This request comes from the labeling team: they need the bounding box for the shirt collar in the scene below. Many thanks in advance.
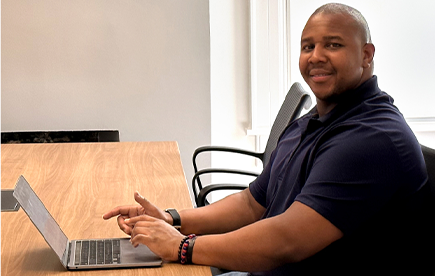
[312,75,382,125]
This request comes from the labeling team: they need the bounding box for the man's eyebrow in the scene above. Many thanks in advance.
[323,36,344,41]
[300,35,344,45]
[300,37,312,44]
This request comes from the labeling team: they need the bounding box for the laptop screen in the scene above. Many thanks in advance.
[13,176,69,263]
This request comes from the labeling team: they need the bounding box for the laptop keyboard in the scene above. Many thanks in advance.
[74,239,121,265]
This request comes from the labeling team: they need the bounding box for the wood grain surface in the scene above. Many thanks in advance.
[1,142,211,276]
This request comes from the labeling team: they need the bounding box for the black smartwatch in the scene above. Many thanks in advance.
[165,208,181,229]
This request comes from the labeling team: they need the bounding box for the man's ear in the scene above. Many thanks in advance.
[362,43,375,68]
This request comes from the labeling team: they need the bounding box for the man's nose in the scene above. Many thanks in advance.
[308,46,327,64]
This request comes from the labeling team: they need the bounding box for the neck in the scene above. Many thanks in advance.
[315,101,338,117]
[315,75,374,117]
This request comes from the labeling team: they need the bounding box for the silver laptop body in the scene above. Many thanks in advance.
[13,175,162,270]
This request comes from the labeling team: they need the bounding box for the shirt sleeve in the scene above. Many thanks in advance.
[295,123,427,235]
[249,150,275,208]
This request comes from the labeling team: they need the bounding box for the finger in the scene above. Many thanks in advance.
[102,206,136,220]
[125,214,156,225]
[102,208,121,220]
[130,234,148,248]
[118,215,133,235]
[130,220,152,240]
[134,191,152,208]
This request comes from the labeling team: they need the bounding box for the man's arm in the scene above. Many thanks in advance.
[191,200,343,272]
[179,188,265,235]
[103,188,265,237]
[115,188,342,271]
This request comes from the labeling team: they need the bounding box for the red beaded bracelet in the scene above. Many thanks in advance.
[178,234,196,264]
[187,235,197,263]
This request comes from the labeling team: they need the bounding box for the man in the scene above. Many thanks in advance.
[103,3,434,275]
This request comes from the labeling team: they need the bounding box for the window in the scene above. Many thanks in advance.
[248,0,289,152]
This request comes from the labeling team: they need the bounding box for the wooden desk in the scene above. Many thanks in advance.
[1,142,211,276]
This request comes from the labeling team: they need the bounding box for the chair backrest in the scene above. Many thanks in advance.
[262,82,312,167]
[421,144,435,200]
[420,145,435,275]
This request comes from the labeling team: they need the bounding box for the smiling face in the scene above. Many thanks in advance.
[299,13,375,115]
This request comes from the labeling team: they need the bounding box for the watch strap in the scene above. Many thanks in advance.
[165,208,181,228]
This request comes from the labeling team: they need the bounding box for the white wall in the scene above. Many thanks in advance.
[1,0,211,201]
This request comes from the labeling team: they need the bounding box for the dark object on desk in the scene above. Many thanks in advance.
[1,190,20,212]
[1,130,119,144]
[192,82,312,207]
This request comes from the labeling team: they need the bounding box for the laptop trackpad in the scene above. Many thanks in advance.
[119,238,162,265]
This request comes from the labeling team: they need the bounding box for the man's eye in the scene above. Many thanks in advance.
[327,43,342,48]
[301,45,314,51]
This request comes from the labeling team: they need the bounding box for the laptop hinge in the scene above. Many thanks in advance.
[62,241,71,268]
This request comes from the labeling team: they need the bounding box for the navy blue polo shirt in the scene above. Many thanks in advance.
[249,76,432,275]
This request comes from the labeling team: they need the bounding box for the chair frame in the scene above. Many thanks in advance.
[192,82,312,207]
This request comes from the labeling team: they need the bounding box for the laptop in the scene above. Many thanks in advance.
[12,175,162,270]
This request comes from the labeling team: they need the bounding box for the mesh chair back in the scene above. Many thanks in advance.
[262,82,312,167]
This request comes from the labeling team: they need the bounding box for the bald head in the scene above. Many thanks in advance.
[311,3,372,44]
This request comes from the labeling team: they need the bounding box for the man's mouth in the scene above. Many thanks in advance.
[309,70,332,82]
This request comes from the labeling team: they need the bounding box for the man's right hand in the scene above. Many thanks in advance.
[102,191,172,235]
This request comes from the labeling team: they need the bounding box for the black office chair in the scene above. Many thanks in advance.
[422,144,435,198]
[192,82,312,207]
[420,144,435,276]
